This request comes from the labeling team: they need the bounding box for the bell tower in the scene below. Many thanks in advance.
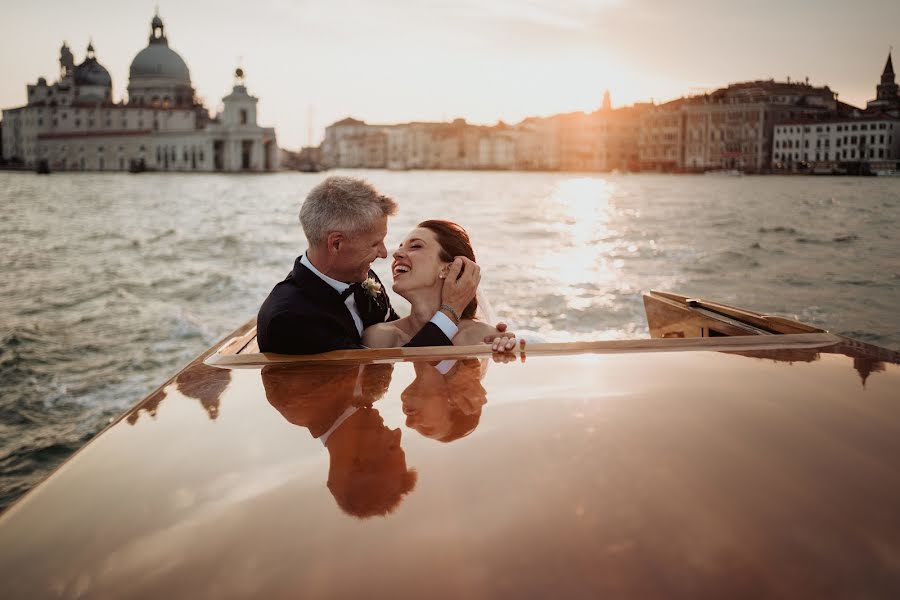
[222,67,258,127]
[59,42,75,79]
[876,51,898,102]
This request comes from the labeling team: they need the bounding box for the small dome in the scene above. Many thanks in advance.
[129,44,191,83]
[151,14,163,29]
[74,57,112,87]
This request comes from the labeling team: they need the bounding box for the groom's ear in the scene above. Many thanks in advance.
[326,231,344,253]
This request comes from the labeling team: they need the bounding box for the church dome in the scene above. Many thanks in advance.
[74,43,112,87]
[128,13,191,85]
[129,44,191,83]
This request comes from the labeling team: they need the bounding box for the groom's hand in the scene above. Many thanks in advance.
[441,257,480,318]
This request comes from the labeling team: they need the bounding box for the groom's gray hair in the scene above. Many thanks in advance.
[300,176,398,246]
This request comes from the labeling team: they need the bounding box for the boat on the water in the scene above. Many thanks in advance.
[1,292,898,598]
[128,158,151,173]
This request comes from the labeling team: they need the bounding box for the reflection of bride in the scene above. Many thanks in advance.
[402,359,488,442]
[362,220,505,347]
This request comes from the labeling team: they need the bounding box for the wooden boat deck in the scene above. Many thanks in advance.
[3,293,900,598]
[205,291,839,368]
[207,321,845,369]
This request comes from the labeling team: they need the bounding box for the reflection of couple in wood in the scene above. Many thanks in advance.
[262,359,488,518]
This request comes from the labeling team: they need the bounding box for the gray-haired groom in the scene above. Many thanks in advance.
[257,176,515,355]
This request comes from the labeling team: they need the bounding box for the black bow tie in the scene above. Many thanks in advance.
[340,282,364,301]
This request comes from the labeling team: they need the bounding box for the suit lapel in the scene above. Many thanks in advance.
[358,270,391,327]
[291,260,360,337]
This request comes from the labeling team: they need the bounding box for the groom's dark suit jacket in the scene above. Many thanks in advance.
[257,256,452,355]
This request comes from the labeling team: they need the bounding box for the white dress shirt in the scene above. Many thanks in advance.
[300,253,364,335]
[300,252,458,341]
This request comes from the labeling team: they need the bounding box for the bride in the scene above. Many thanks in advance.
[363,220,511,348]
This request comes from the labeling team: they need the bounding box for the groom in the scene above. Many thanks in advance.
[257,176,511,355]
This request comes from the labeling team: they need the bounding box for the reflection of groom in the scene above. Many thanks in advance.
[262,363,416,517]
[257,176,483,355]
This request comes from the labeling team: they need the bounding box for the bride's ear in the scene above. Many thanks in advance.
[439,265,450,279]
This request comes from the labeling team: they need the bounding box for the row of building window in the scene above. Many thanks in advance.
[15,109,191,131]
[776,134,892,149]
[42,144,148,155]
[778,123,894,134]
[155,145,206,164]
[30,107,188,118]
[775,147,889,161]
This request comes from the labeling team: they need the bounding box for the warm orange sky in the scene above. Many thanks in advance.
[2,0,898,149]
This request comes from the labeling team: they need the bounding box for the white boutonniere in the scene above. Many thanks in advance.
[361,277,382,299]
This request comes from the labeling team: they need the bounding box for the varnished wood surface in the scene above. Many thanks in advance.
[207,330,843,368]
[645,290,825,337]
[3,325,899,599]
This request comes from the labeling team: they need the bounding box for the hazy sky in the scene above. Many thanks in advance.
[2,0,898,149]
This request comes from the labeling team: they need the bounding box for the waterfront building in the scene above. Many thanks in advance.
[772,53,900,173]
[322,95,645,173]
[386,126,410,170]
[513,118,560,170]
[772,117,900,172]
[477,124,517,169]
[531,99,647,172]
[323,118,525,170]
[638,99,686,171]
[598,103,648,172]
[554,111,602,171]
[1,13,278,172]
[321,118,377,169]
[639,80,840,173]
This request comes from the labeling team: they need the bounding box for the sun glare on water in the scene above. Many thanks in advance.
[537,177,622,304]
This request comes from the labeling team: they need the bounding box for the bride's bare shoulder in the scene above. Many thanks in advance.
[362,322,403,348]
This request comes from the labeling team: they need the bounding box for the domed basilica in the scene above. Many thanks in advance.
[1,12,279,172]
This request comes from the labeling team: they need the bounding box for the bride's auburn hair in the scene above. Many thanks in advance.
[418,220,478,320]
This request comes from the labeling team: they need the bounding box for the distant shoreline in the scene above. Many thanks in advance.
[0,165,891,177]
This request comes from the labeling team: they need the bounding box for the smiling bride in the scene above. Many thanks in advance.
[362,220,509,348]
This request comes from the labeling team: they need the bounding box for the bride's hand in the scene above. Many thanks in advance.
[484,324,524,353]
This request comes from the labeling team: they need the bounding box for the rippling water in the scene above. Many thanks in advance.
[1,170,898,510]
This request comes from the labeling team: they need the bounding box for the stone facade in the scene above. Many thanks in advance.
[773,53,900,173]
[316,58,900,175]
[772,118,900,172]
[322,96,647,172]
[639,81,839,173]
[323,118,523,170]
[1,13,278,172]
[638,100,685,171]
